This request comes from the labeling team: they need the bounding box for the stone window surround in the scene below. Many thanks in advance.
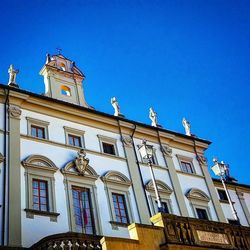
[21,155,59,222]
[186,188,212,220]
[97,135,119,156]
[140,147,159,166]
[26,117,50,140]
[101,171,134,229]
[145,179,173,215]
[176,154,196,174]
[64,126,85,148]
[61,161,102,235]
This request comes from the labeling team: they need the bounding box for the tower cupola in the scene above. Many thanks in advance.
[39,53,89,107]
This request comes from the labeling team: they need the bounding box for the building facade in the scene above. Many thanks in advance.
[0,54,249,248]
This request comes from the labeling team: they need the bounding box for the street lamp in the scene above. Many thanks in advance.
[211,158,239,223]
[138,140,163,212]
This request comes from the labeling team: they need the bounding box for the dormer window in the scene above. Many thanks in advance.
[61,85,71,96]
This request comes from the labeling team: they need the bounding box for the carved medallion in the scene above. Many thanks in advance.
[161,145,172,157]
[8,105,22,118]
[74,149,89,175]
[122,136,133,147]
[196,155,207,166]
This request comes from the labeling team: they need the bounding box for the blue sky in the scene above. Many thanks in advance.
[0,0,249,183]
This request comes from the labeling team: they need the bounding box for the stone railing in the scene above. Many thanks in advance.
[30,232,102,249]
[151,213,250,250]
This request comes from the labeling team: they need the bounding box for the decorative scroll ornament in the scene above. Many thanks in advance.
[196,154,207,166]
[74,149,89,175]
[161,145,172,157]
[8,105,22,118]
[122,135,133,147]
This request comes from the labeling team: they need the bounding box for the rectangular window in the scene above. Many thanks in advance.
[72,187,94,234]
[155,200,169,213]
[102,142,116,155]
[68,134,82,147]
[112,193,129,223]
[181,161,194,174]
[32,179,48,212]
[218,189,228,201]
[31,125,45,139]
[196,208,209,220]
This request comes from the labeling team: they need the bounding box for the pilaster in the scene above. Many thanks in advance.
[8,104,22,246]
[161,145,189,217]
[121,135,151,224]
[236,189,250,226]
[197,155,227,223]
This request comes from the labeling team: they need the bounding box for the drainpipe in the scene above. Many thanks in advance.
[2,89,9,245]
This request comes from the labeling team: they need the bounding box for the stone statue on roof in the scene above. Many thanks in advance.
[111,97,121,116]
[182,118,191,136]
[8,64,19,87]
[149,107,158,127]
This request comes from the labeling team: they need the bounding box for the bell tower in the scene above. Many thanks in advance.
[39,53,89,107]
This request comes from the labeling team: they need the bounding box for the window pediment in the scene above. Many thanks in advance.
[22,155,58,172]
[146,180,173,195]
[186,188,210,202]
[101,171,131,187]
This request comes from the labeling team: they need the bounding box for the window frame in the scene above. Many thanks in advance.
[141,148,158,165]
[64,126,85,148]
[217,189,229,202]
[26,117,49,140]
[22,155,59,221]
[145,180,173,215]
[112,192,129,224]
[97,135,118,156]
[101,171,133,229]
[176,155,196,174]
[186,188,212,220]
[61,160,101,235]
[195,207,209,220]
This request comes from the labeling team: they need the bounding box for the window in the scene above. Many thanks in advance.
[32,179,48,211]
[228,219,240,225]
[176,154,196,174]
[141,150,158,165]
[186,188,211,220]
[101,171,133,229]
[180,161,194,174]
[31,125,45,139]
[27,117,49,140]
[61,85,71,96]
[217,189,228,202]
[64,126,85,148]
[146,180,173,215]
[112,193,129,223]
[22,155,59,221]
[62,159,101,234]
[68,134,82,147]
[196,208,209,220]
[103,142,116,155]
[155,200,169,213]
[72,186,95,234]
[98,135,118,156]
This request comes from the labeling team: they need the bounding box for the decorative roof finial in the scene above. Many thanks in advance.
[111,97,124,117]
[182,117,191,136]
[56,47,62,55]
[8,64,19,88]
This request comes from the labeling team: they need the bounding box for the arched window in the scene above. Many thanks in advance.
[61,85,71,96]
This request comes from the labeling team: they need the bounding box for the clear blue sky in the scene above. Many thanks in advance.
[0,0,249,183]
